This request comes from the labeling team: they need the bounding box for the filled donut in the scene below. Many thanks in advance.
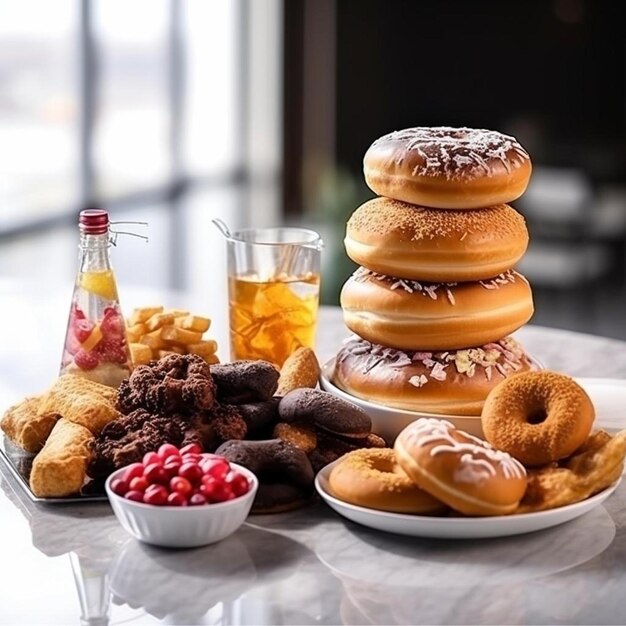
[345,198,529,282]
[481,371,595,466]
[363,126,532,209]
[340,268,533,351]
[394,418,527,516]
[328,448,445,514]
[332,336,539,416]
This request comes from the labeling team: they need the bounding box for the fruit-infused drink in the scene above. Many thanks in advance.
[229,272,320,367]
[60,210,131,387]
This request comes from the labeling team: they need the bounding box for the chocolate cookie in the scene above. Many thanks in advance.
[216,438,314,488]
[278,388,372,438]
[211,361,279,404]
[252,482,311,514]
[237,399,280,435]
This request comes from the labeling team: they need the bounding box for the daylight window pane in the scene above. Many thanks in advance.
[182,0,240,176]
[92,0,170,198]
[0,0,78,228]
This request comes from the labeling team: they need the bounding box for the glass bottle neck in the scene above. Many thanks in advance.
[78,233,112,273]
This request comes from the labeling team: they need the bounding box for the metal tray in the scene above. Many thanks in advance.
[0,436,107,504]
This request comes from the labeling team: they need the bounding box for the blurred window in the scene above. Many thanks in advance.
[0,0,78,229]
[0,0,281,291]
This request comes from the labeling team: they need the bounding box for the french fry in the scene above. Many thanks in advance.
[139,329,167,351]
[126,323,146,343]
[145,312,177,332]
[129,306,163,326]
[174,315,211,333]
[129,343,153,365]
[160,326,203,345]
[187,340,218,359]
[126,305,219,365]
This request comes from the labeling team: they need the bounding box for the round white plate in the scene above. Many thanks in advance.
[320,360,626,442]
[319,359,484,440]
[315,459,621,539]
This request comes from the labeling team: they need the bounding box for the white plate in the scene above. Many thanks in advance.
[319,359,484,440]
[320,360,626,442]
[315,459,621,539]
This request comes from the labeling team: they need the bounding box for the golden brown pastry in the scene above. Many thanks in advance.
[29,419,94,497]
[276,347,321,396]
[37,375,119,435]
[1,396,59,453]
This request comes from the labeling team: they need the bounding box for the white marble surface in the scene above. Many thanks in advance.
[1,286,626,625]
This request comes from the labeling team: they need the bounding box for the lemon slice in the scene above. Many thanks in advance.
[79,270,118,301]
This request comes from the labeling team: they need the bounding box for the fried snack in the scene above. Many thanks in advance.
[38,375,119,435]
[129,343,153,366]
[275,347,321,396]
[30,419,93,497]
[117,353,216,414]
[1,396,59,453]
[128,306,164,326]
[516,430,626,514]
[126,306,219,365]
[273,422,318,454]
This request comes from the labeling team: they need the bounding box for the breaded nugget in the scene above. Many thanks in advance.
[276,347,320,396]
[38,375,119,435]
[517,430,626,513]
[30,419,93,497]
[1,396,59,453]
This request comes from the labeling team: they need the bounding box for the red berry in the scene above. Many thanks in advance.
[201,453,221,461]
[143,484,168,506]
[158,443,180,461]
[189,493,207,506]
[110,478,129,496]
[74,349,99,370]
[170,476,193,495]
[74,318,95,343]
[123,462,145,483]
[226,471,250,497]
[179,443,202,456]
[167,492,187,506]
[208,481,234,503]
[129,476,149,492]
[181,453,202,464]
[163,459,182,478]
[144,463,168,485]
[179,462,203,485]
[142,451,161,467]
[203,459,230,481]
[71,303,86,321]
[124,490,145,503]
[100,310,124,339]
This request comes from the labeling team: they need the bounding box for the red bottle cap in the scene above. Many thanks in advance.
[79,209,109,235]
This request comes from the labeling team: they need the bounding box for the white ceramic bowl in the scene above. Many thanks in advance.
[105,463,258,548]
[319,364,482,442]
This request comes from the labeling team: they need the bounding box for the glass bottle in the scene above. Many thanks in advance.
[60,209,131,388]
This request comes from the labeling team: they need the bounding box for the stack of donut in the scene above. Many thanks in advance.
[332,127,540,416]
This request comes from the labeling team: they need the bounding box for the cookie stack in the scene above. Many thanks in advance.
[332,127,538,417]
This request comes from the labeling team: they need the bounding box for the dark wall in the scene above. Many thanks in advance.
[335,0,625,181]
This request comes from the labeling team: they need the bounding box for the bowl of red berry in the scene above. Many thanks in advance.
[105,443,258,548]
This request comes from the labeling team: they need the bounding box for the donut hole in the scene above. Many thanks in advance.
[528,408,547,425]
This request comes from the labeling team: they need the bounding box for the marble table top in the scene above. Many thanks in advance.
[1,292,626,625]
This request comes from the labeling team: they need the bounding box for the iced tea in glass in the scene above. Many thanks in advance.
[216,223,323,367]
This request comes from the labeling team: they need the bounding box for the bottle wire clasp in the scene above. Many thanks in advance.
[109,221,149,246]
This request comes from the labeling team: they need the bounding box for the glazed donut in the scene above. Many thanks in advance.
[332,336,539,416]
[278,388,372,438]
[328,448,446,514]
[341,268,533,351]
[394,418,527,516]
[345,198,529,282]
[481,371,595,466]
[363,126,532,209]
